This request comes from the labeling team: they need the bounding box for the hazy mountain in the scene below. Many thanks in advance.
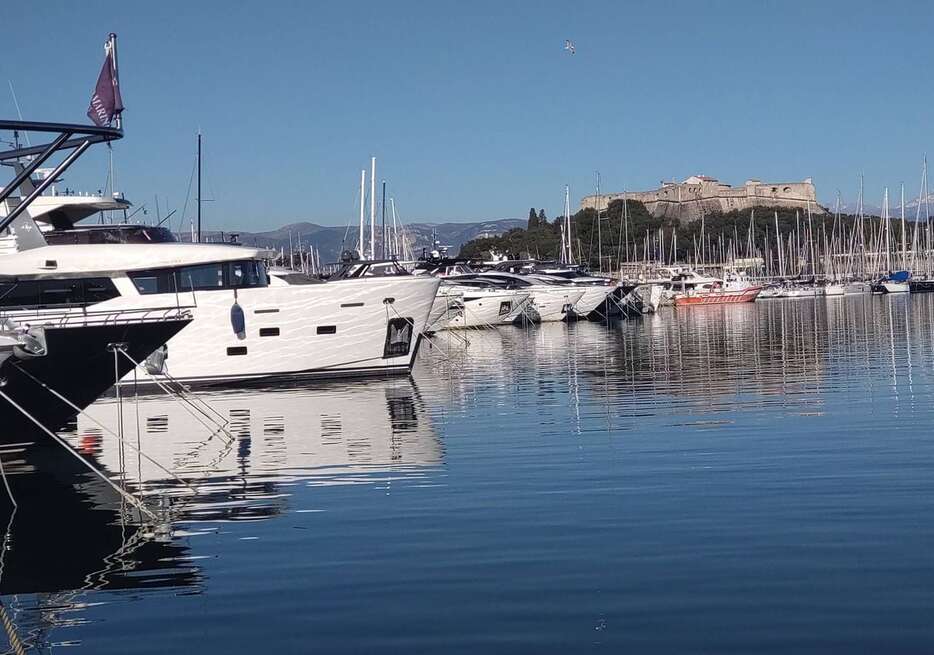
[193,218,525,261]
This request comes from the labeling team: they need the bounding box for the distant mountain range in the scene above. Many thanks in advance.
[192,218,525,261]
[829,194,934,219]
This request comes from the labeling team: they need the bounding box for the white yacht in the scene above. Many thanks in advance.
[521,272,613,318]
[475,271,584,322]
[0,120,440,386]
[0,242,439,385]
[442,279,531,328]
[413,258,532,328]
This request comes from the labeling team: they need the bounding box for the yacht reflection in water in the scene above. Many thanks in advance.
[419,294,934,424]
[0,377,439,651]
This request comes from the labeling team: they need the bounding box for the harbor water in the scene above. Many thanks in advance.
[1,294,933,653]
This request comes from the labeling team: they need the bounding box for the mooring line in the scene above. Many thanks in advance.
[11,363,198,494]
[0,389,157,521]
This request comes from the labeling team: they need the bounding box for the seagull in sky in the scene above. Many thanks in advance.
[564,39,575,55]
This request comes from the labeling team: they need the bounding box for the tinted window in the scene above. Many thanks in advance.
[0,277,119,308]
[177,263,225,291]
[130,260,268,295]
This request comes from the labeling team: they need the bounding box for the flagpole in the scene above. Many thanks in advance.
[108,33,121,131]
[108,32,120,218]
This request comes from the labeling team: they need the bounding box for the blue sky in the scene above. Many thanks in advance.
[4,1,934,230]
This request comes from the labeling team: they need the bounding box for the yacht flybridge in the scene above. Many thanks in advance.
[0,119,193,433]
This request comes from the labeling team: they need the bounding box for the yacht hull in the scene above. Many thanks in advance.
[569,286,613,319]
[146,277,440,385]
[7,277,440,386]
[448,291,530,329]
[0,318,191,435]
[524,288,584,323]
[909,280,934,293]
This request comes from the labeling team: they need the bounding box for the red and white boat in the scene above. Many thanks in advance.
[672,271,762,306]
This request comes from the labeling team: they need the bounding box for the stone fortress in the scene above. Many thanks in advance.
[580,175,824,223]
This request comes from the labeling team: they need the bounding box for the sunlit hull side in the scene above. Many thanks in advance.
[524,288,584,323]
[673,287,762,306]
[571,286,613,318]
[448,290,530,329]
[881,282,910,294]
[822,284,846,296]
[426,286,464,332]
[8,277,441,386]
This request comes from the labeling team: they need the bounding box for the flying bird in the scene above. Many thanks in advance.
[564,39,575,55]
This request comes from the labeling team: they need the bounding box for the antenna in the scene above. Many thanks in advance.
[7,81,30,148]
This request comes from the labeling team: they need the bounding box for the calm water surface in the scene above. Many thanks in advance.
[1,294,933,653]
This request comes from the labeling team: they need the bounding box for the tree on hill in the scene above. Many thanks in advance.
[527,208,538,230]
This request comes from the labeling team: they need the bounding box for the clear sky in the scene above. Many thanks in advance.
[5,1,934,230]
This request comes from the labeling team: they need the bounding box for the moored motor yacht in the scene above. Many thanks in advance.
[475,271,583,322]
[443,280,530,328]
[0,120,441,386]
[521,272,614,319]
[413,257,533,328]
[0,244,440,385]
[489,261,617,319]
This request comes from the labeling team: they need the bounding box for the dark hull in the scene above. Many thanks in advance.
[910,280,934,293]
[592,286,644,320]
[0,442,198,595]
[0,319,190,437]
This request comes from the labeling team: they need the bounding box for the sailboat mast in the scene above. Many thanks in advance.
[564,185,572,264]
[390,197,399,258]
[196,131,202,243]
[358,169,366,258]
[901,182,907,270]
[381,180,387,259]
[369,157,376,259]
[595,172,602,273]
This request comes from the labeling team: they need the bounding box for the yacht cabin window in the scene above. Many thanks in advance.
[0,277,120,308]
[129,260,268,294]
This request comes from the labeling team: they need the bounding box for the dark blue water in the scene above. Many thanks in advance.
[1,294,933,653]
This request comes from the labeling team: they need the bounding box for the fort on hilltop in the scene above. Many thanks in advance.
[580,175,824,222]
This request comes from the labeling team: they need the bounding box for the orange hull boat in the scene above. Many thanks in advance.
[674,287,762,306]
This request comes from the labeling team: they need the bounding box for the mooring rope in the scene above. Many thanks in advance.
[114,348,232,442]
[0,389,157,521]
[10,363,198,494]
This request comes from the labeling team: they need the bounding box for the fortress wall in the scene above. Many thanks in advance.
[580,177,822,223]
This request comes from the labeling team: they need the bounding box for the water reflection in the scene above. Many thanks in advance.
[1,296,932,653]
[0,377,439,652]
[421,295,934,423]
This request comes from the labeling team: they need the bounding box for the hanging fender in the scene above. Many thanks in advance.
[231,289,246,339]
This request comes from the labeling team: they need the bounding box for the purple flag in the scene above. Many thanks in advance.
[87,45,124,127]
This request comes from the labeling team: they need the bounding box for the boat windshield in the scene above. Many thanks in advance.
[45,225,177,245]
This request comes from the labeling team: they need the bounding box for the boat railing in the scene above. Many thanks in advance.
[5,305,193,329]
